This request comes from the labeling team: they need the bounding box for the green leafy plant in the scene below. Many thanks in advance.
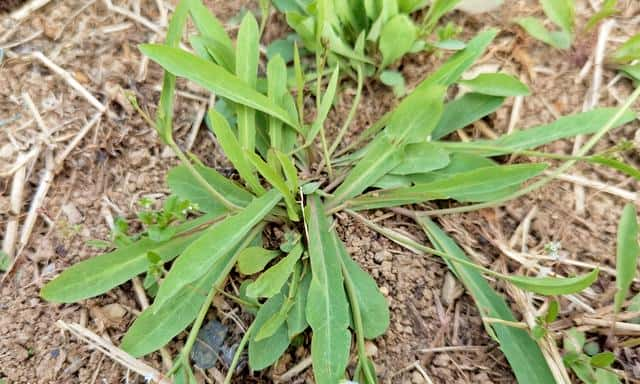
[41,1,640,383]
[563,328,621,384]
[516,0,575,49]
[610,33,640,83]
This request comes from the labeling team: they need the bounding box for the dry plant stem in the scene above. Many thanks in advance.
[9,0,51,20]
[2,159,27,258]
[550,172,637,202]
[575,317,640,335]
[31,51,107,112]
[56,321,173,384]
[572,20,615,215]
[274,356,312,382]
[420,85,640,217]
[103,0,163,34]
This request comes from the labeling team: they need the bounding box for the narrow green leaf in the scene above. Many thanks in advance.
[237,247,281,275]
[590,352,616,368]
[505,269,598,295]
[236,13,260,152]
[189,0,235,70]
[247,152,299,221]
[275,149,299,193]
[379,14,417,68]
[306,65,340,143]
[458,73,530,97]
[40,214,219,303]
[246,244,303,298]
[121,229,257,357]
[612,34,640,64]
[248,291,291,370]
[189,35,235,71]
[422,0,462,33]
[293,41,305,125]
[419,217,555,383]
[410,152,498,184]
[267,55,289,151]
[337,236,389,339]
[390,142,450,175]
[515,17,571,49]
[139,44,300,130]
[595,369,622,384]
[208,109,265,195]
[614,203,639,312]
[586,0,618,31]
[541,0,575,33]
[384,84,446,143]
[152,190,282,310]
[432,93,505,140]
[588,156,640,181]
[287,269,311,338]
[304,195,351,384]
[167,163,252,214]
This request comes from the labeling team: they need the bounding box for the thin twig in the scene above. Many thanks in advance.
[9,0,52,20]
[550,172,637,202]
[274,356,312,382]
[2,155,27,259]
[103,0,163,34]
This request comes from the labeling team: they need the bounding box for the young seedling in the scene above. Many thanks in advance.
[516,0,575,49]
[41,1,640,383]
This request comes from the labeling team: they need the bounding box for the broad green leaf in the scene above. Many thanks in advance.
[304,195,351,384]
[442,108,637,156]
[372,174,412,189]
[379,14,417,68]
[504,268,598,295]
[350,163,547,210]
[399,0,428,12]
[236,13,260,152]
[540,0,575,33]
[152,190,282,310]
[337,236,389,338]
[267,38,295,62]
[306,65,340,143]
[155,0,191,143]
[247,153,299,221]
[410,152,498,184]
[595,369,622,384]
[590,352,615,368]
[380,70,406,96]
[208,109,265,195]
[432,93,504,139]
[121,229,256,357]
[612,34,640,64]
[416,28,498,90]
[246,244,303,298]
[385,84,446,143]
[287,269,311,338]
[614,203,639,312]
[248,291,291,370]
[139,44,300,130]
[515,17,571,49]
[419,217,555,383]
[40,214,219,303]
[329,135,404,206]
[458,73,530,97]
[237,247,281,275]
[564,327,586,354]
[390,142,450,175]
[167,164,252,214]
[619,63,640,83]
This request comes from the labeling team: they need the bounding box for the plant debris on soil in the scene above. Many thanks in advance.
[1,0,640,383]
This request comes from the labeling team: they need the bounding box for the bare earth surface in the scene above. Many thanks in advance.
[1,0,640,383]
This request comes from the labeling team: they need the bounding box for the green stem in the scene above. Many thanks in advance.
[328,64,364,157]
[418,86,640,217]
[223,321,256,384]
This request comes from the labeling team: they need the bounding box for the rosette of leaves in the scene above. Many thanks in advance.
[41,1,639,383]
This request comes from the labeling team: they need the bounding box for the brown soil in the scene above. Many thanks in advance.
[1,0,640,383]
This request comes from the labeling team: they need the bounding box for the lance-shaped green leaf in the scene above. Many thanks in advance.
[515,17,571,50]
[441,108,637,156]
[167,163,253,214]
[246,243,303,298]
[337,235,389,339]
[139,44,300,131]
[304,195,351,384]
[349,163,547,210]
[152,190,282,310]
[384,84,446,143]
[287,269,311,338]
[379,14,417,68]
[121,229,258,357]
[541,0,575,33]
[276,149,299,193]
[458,73,530,97]
[432,93,505,140]
[612,34,640,64]
[40,213,220,303]
[504,269,599,295]
[267,55,289,151]
[189,35,235,71]
[419,217,556,383]
[422,0,462,33]
[207,109,265,195]
[410,152,498,184]
[236,13,260,152]
[254,299,295,341]
[189,0,235,70]
[249,291,291,370]
[247,153,299,221]
[237,247,281,275]
[306,65,340,143]
[614,203,639,312]
[390,142,450,175]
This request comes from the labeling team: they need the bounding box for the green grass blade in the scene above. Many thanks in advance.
[515,17,571,49]
[167,163,253,214]
[267,55,289,150]
[247,152,300,221]
[505,269,599,295]
[236,13,260,152]
[385,84,446,143]
[152,190,282,310]
[275,149,299,193]
[615,203,639,312]
[304,195,351,384]
[418,217,556,384]
[139,44,300,131]
[40,213,221,303]
[540,0,575,33]
[246,243,303,298]
[189,0,235,69]
[458,73,530,97]
[208,109,265,195]
[390,142,450,175]
[432,93,505,140]
[120,228,258,357]
[306,65,340,144]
